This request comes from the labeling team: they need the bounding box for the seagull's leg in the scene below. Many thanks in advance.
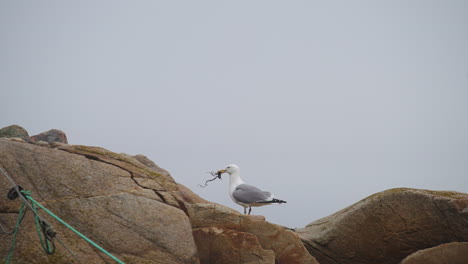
[248,206,252,215]
[243,207,246,214]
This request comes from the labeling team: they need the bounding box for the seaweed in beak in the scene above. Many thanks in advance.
[198,169,225,188]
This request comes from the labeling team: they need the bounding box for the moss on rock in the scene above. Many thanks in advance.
[0,124,29,139]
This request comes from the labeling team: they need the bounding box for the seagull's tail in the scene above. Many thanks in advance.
[271,198,287,204]
[260,198,287,204]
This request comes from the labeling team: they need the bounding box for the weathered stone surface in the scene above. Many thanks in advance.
[0,139,199,264]
[178,183,210,204]
[188,203,319,264]
[29,129,68,144]
[296,188,468,264]
[0,125,29,139]
[53,144,178,192]
[133,154,174,180]
[399,242,468,264]
[194,227,276,264]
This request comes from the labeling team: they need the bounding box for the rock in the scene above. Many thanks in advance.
[188,203,319,264]
[399,242,468,264]
[0,125,29,139]
[0,137,317,264]
[296,188,468,264]
[5,128,468,264]
[133,154,175,182]
[33,140,51,147]
[193,227,276,264]
[29,129,68,143]
[4,137,27,143]
[0,139,199,264]
[53,144,178,193]
[178,183,210,204]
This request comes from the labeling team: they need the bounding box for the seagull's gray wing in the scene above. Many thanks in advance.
[232,184,272,204]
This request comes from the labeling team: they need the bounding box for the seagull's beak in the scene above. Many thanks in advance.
[217,169,227,178]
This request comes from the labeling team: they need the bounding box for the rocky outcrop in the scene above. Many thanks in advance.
[296,188,468,264]
[29,129,68,144]
[193,226,276,264]
[188,203,318,264]
[3,125,467,264]
[0,124,29,139]
[0,139,198,264]
[399,242,468,264]
[0,125,68,144]
[0,125,317,264]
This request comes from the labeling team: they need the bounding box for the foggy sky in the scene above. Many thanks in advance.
[1,1,467,227]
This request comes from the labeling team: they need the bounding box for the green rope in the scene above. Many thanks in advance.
[5,190,54,264]
[28,191,55,255]
[5,202,27,263]
[22,191,126,264]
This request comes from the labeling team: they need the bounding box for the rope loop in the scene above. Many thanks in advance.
[29,197,56,255]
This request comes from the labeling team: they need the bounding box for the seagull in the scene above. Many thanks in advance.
[218,164,286,215]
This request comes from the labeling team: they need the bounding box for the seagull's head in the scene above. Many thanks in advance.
[218,164,240,175]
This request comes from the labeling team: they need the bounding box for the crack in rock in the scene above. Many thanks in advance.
[55,146,181,209]
[431,197,460,240]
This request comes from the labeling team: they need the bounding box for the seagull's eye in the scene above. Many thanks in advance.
[227,166,230,169]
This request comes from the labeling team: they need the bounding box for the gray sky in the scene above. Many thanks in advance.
[1,1,467,228]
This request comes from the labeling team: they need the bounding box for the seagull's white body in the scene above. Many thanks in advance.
[220,164,286,214]
[227,168,245,202]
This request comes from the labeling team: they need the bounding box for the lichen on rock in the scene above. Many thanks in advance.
[0,124,29,139]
